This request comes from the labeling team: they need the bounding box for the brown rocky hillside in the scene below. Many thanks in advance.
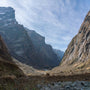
[0,35,24,78]
[49,11,90,76]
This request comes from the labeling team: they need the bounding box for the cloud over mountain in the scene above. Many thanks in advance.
[0,0,90,51]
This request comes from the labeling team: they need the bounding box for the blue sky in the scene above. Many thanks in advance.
[0,0,90,51]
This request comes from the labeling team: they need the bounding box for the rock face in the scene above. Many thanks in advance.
[0,35,24,77]
[50,11,90,75]
[61,11,90,66]
[0,35,12,61]
[0,7,59,69]
[53,49,64,62]
[26,29,59,69]
[0,7,17,27]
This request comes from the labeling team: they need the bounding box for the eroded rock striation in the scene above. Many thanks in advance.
[50,11,90,75]
[61,11,90,66]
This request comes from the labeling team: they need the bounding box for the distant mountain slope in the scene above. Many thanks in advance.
[26,29,64,63]
[0,7,59,69]
[13,58,46,76]
[26,29,59,69]
[26,28,64,63]
[50,11,90,76]
[0,35,24,77]
[53,49,64,62]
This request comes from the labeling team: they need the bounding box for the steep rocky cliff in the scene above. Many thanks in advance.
[0,7,59,69]
[61,11,90,66]
[0,7,36,68]
[50,11,90,75]
[26,29,59,69]
[0,35,24,77]
[0,7,17,27]
[0,35,12,61]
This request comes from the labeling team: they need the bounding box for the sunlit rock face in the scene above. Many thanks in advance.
[49,11,90,76]
[0,7,59,69]
[61,11,90,66]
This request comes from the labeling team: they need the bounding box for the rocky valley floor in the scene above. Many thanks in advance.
[0,73,90,90]
[40,81,90,90]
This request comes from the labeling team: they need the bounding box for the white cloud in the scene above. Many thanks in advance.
[0,0,89,51]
